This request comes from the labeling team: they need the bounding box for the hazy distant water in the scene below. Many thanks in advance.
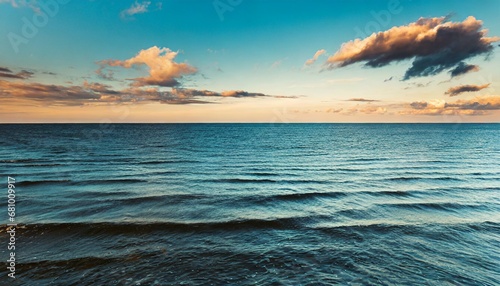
[0,124,499,285]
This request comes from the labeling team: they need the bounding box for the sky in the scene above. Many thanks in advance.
[0,0,499,123]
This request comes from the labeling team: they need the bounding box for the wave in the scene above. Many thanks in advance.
[137,159,199,165]
[13,218,303,235]
[114,194,208,205]
[377,202,488,212]
[386,176,463,182]
[18,178,147,187]
[245,172,281,177]
[18,179,72,186]
[203,178,328,184]
[207,178,278,183]
[312,221,500,234]
[0,159,47,163]
[9,220,498,237]
[267,191,346,201]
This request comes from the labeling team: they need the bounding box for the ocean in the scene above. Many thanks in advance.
[0,123,499,285]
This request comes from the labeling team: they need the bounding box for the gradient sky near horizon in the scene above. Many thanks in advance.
[0,0,499,122]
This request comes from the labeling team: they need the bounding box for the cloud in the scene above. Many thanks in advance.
[445,83,490,97]
[327,16,499,80]
[95,67,116,81]
[402,96,500,115]
[305,49,326,66]
[403,81,432,89]
[0,67,13,73]
[346,98,380,102]
[343,106,388,115]
[97,46,197,87]
[0,68,34,80]
[121,1,151,18]
[170,88,277,98]
[0,0,39,12]
[271,60,283,69]
[449,62,480,77]
[358,106,387,114]
[0,80,101,105]
[0,79,283,106]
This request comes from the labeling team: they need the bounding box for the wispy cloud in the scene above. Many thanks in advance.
[346,98,380,102]
[0,0,39,12]
[120,1,151,19]
[445,84,490,97]
[326,16,499,80]
[304,49,326,66]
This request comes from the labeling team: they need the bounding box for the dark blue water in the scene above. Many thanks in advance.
[0,124,499,285]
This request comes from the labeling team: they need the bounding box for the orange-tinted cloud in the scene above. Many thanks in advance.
[305,49,326,66]
[445,84,490,97]
[327,16,499,80]
[97,46,197,87]
[0,80,101,105]
[0,79,280,106]
[402,96,500,115]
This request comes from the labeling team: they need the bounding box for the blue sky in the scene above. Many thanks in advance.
[1,0,499,122]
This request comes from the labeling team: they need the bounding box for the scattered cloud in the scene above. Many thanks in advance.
[0,68,34,80]
[305,49,326,66]
[0,0,39,12]
[325,108,343,113]
[0,67,13,73]
[449,62,480,78]
[384,76,393,82]
[445,83,490,97]
[120,1,151,19]
[95,67,116,81]
[97,46,197,87]
[404,81,432,89]
[402,96,500,115]
[326,16,499,80]
[270,60,283,69]
[357,106,387,114]
[346,98,380,102]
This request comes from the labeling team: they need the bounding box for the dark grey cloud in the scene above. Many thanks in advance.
[445,84,490,97]
[346,98,380,102]
[0,67,13,73]
[449,62,480,77]
[410,102,428,109]
[0,69,34,79]
[327,16,499,80]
